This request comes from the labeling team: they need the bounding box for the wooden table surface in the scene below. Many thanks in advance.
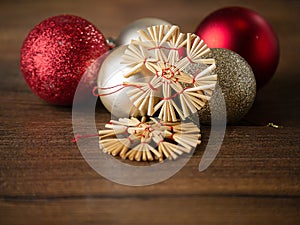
[1,0,299,224]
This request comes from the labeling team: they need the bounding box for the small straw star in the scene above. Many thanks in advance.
[98,116,201,162]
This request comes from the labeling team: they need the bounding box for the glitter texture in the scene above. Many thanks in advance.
[20,15,109,105]
[184,48,256,124]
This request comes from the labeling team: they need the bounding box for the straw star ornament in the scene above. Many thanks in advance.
[98,117,201,161]
[120,24,217,122]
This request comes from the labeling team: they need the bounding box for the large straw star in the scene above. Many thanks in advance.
[121,25,217,122]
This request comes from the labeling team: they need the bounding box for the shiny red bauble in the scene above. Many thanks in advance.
[20,15,109,105]
[195,7,280,88]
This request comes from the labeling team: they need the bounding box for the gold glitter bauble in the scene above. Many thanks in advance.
[184,48,256,124]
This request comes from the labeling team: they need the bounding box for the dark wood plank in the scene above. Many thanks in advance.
[1,91,299,197]
[1,197,300,225]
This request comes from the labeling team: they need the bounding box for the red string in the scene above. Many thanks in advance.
[192,77,196,84]
[99,87,128,96]
[161,87,187,100]
[72,133,100,143]
[161,67,175,80]
[148,46,163,51]
[127,137,134,144]
[147,46,180,52]
[157,139,164,145]
[186,56,193,63]
[92,85,128,97]
[170,133,175,140]
[92,83,147,97]
[148,82,158,91]
[143,57,148,64]
[97,84,124,90]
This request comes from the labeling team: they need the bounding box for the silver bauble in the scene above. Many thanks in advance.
[116,18,171,46]
[184,48,256,124]
[97,45,154,118]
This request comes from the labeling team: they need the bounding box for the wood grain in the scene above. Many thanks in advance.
[1,197,299,225]
[0,0,300,224]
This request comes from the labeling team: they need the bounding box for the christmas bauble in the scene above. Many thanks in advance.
[20,15,110,105]
[195,7,279,88]
[116,18,171,46]
[184,48,256,124]
[97,45,154,118]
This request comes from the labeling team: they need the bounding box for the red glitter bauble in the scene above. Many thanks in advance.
[195,7,280,89]
[20,15,110,105]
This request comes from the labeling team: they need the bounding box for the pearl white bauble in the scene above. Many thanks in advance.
[116,18,171,46]
[97,45,154,118]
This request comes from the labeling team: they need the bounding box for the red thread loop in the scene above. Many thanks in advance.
[148,46,163,51]
[161,67,175,80]
[157,139,164,145]
[186,56,194,63]
[92,82,149,97]
[127,137,134,144]
[147,46,179,52]
[143,57,148,64]
[92,84,127,97]
[161,87,187,100]
[192,77,196,84]
[148,82,158,91]
[170,133,175,140]
[125,127,129,133]
[72,133,100,143]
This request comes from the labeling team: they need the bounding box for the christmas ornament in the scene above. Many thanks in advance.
[195,6,279,88]
[97,25,217,122]
[99,116,201,161]
[116,18,171,46]
[97,45,154,118]
[20,15,110,105]
[184,48,256,124]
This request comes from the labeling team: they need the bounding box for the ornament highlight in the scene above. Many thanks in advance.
[195,6,279,88]
[116,18,171,46]
[184,48,256,124]
[20,15,110,105]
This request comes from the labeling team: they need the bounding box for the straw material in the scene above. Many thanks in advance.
[99,117,201,162]
[120,25,217,122]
